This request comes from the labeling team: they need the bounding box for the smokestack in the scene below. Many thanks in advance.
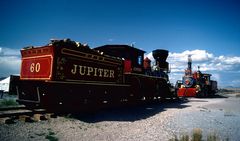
[152,49,169,71]
[184,55,192,76]
[187,55,192,75]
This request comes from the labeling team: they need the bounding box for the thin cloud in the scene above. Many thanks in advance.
[107,38,115,42]
[0,47,21,56]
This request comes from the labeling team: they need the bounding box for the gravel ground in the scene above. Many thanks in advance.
[0,93,240,141]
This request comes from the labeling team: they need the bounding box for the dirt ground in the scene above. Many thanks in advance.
[0,93,240,141]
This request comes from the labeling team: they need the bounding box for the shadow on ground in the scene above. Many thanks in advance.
[66,99,190,123]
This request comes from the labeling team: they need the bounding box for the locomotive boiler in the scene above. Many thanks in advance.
[15,39,175,110]
[176,55,218,97]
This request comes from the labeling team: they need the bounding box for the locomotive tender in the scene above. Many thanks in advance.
[16,39,175,110]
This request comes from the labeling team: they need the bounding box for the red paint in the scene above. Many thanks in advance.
[21,46,53,58]
[124,60,132,73]
[177,88,197,97]
[20,56,53,80]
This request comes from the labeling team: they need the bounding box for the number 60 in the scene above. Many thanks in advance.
[30,63,40,72]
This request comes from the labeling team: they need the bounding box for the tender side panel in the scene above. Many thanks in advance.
[44,81,130,107]
[53,48,123,83]
[20,46,54,80]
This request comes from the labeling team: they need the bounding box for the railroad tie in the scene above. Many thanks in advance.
[0,117,15,124]
[19,115,33,122]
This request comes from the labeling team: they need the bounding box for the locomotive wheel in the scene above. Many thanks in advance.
[128,76,142,102]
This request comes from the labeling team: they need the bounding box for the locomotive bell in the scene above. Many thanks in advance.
[152,49,169,70]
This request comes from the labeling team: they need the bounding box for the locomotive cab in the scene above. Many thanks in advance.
[94,45,145,74]
[202,74,211,85]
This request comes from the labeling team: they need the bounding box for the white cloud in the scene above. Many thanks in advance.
[145,49,240,87]
[0,47,21,77]
[211,73,220,83]
[145,52,154,63]
[0,47,3,55]
[215,56,240,65]
[168,50,214,63]
[0,47,20,56]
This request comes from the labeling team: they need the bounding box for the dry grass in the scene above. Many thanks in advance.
[169,128,229,141]
[192,128,202,141]
[207,132,218,141]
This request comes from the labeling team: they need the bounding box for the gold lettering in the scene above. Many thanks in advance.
[98,69,103,77]
[35,63,40,72]
[70,64,115,78]
[79,65,86,75]
[104,69,109,77]
[30,63,35,72]
[94,68,98,76]
[87,67,93,76]
[30,63,41,73]
[71,64,77,74]
[109,70,114,78]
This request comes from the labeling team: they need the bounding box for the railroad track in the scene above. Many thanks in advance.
[0,106,55,124]
[0,105,27,111]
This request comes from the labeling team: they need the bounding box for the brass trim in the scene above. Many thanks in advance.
[66,56,117,67]
[61,48,122,65]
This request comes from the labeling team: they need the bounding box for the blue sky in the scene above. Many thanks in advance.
[0,0,240,87]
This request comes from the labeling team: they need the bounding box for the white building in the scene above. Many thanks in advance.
[0,76,10,92]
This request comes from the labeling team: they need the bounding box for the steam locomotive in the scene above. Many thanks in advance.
[176,55,218,97]
[16,39,176,110]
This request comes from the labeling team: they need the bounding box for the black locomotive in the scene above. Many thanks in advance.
[177,55,218,97]
[15,39,176,110]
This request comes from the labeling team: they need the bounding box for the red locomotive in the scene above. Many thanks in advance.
[16,39,176,110]
[176,55,218,97]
